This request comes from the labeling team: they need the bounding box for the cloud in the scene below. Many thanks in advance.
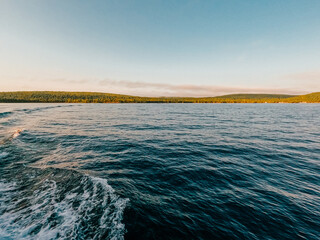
[1,76,312,96]
[99,79,303,97]
[284,71,320,81]
[282,71,320,90]
[51,79,89,84]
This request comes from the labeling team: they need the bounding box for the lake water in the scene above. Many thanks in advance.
[0,103,319,240]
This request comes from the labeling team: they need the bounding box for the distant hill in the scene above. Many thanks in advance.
[283,92,320,103]
[215,94,295,99]
[0,91,319,103]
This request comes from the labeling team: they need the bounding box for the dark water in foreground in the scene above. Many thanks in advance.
[0,103,319,240]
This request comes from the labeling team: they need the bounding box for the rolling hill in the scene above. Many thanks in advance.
[0,91,319,103]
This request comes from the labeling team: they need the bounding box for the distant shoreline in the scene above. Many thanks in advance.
[0,91,319,103]
[1,102,319,104]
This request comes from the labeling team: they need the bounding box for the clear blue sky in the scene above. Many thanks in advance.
[1,0,319,96]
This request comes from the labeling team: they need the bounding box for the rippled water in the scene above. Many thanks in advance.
[0,103,319,240]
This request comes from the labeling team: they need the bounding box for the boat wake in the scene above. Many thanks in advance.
[0,168,128,240]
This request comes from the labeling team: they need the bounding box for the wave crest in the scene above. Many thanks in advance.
[0,173,128,240]
[0,152,9,159]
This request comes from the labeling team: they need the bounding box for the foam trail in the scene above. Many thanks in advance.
[0,174,129,240]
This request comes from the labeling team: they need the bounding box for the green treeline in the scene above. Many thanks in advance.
[0,91,319,103]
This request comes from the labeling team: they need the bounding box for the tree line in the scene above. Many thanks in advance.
[0,91,319,103]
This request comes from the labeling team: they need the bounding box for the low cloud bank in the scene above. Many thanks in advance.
[99,79,305,97]
[9,77,313,97]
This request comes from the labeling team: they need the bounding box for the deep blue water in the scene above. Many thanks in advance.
[0,103,319,240]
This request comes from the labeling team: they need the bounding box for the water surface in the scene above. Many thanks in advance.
[0,103,319,239]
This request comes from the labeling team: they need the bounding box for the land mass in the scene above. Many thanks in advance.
[0,91,319,103]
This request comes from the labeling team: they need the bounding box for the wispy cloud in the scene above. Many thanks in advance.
[99,79,302,97]
[284,71,320,81]
[1,76,312,96]
[282,71,320,89]
[51,79,89,84]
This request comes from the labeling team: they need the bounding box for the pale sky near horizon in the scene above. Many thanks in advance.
[0,0,320,97]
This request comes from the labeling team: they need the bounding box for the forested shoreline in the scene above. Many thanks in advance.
[0,91,319,103]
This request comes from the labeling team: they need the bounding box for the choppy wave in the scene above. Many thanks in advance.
[0,168,128,240]
[0,111,13,118]
[0,152,9,159]
[14,105,65,114]
[0,129,24,145]
[0,105,72,123]
[1,103,319,240]
[12,129,23,139]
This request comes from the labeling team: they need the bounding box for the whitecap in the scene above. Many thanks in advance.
[0,152,9,159]
[0,175,129,240]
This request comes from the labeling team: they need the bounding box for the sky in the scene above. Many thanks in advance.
[0,0,320,97]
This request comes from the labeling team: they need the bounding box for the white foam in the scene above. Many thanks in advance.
[0,152,9,159]
[90,176,129,240]
[12,129,23,138]
[0,181,16,192]
[0,176,129,240]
